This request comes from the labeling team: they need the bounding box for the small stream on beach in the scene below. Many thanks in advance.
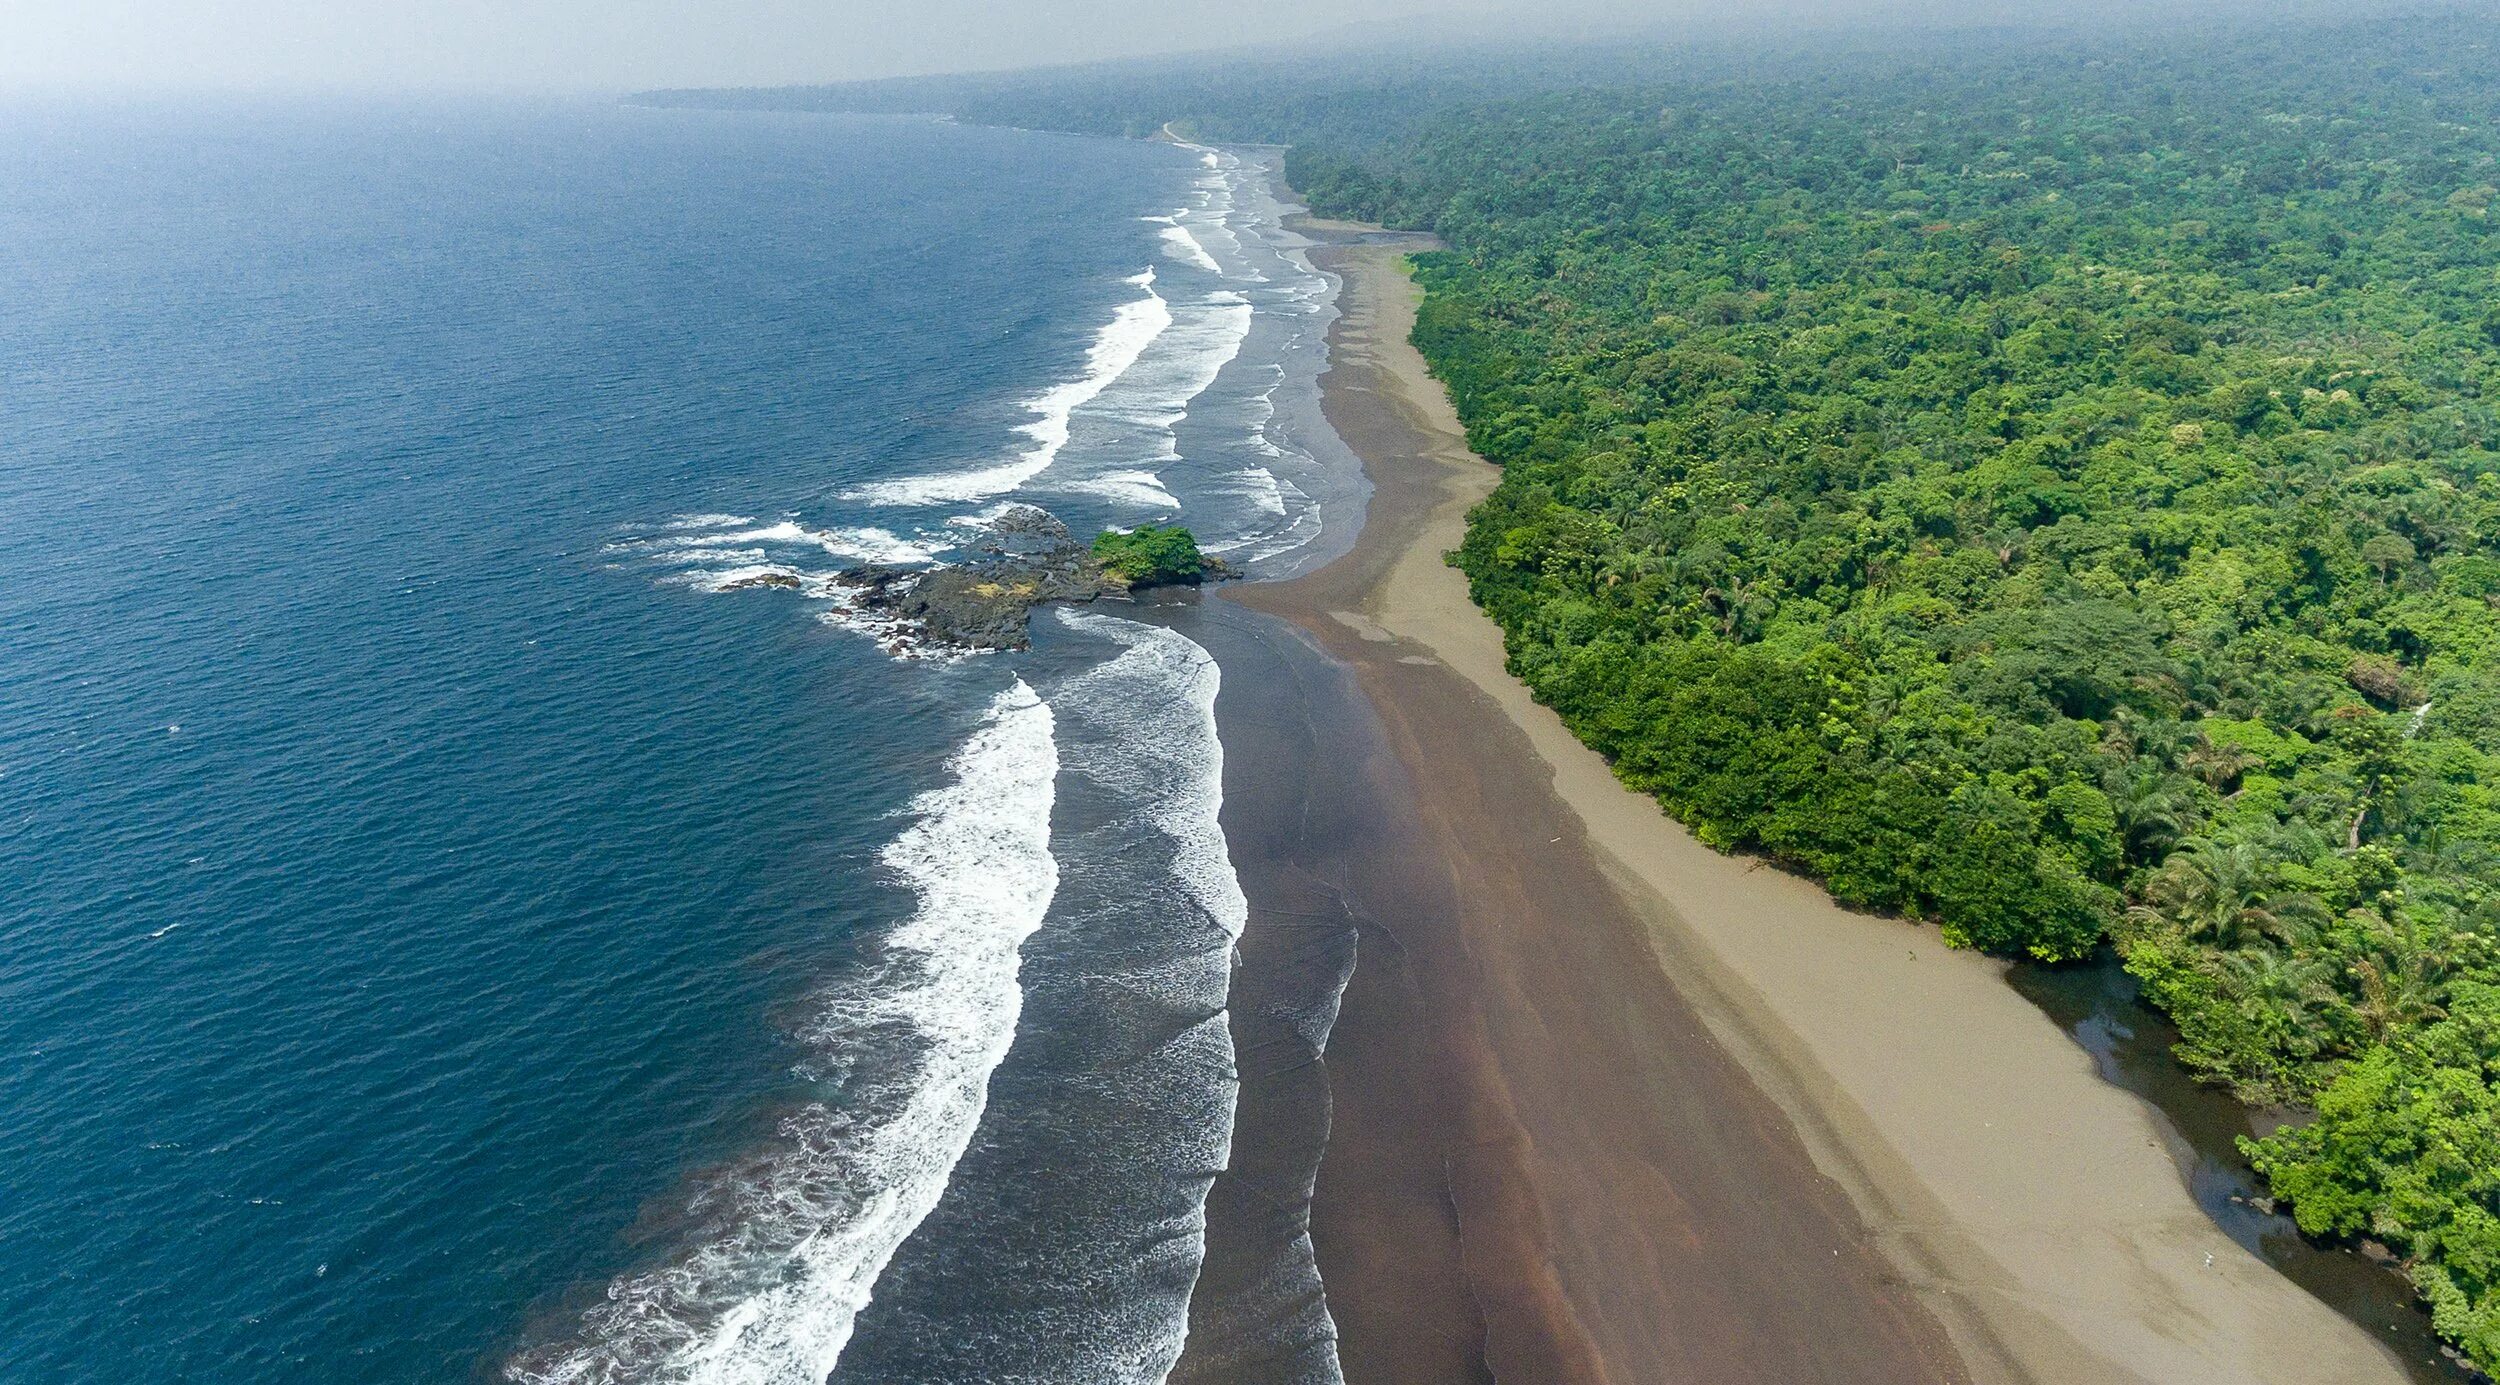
[2013,956,2483,1383]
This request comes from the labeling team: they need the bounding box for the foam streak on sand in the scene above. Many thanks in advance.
[1173,146,1257,280]
[1200,373,1324,564]
[507,681,1058,1385]
[850,271,1172,507]
[1059,609,1243,944]
[1047,609,1246,1377]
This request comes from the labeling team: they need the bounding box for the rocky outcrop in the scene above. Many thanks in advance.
[721,506,1232,654]
[827,506,1114,652]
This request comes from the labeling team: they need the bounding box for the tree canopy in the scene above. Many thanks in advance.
[734,9,2500,1366]
[1292,15,2500,1362]
[1092,525,1210,586]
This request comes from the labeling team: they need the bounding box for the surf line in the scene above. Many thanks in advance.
[847,270,1172,508]
[507,679,1060,1385]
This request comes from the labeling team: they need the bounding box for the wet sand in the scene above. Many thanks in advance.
[1207,234,1966,1384]
[1171,595,1479,1384]
[1218,236,2418,1384]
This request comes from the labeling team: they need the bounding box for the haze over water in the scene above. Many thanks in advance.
[0,97,1344,1382]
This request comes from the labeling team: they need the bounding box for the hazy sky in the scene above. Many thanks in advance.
[0,0,2208,93]
[0,0,1413,91]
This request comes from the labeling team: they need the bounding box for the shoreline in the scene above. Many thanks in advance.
[1214,237,1961,1383]
[1167,592,1474,1383]
[1221,234,2422,1382]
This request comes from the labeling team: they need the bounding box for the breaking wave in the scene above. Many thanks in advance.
[1159,223,1222,275]
[505,681,1059,1385]
[1057,609,1243,944]
[848,270,1171,507]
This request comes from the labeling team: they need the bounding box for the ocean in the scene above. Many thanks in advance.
[0,96,1357,1383]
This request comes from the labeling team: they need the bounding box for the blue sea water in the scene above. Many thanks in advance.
[0,97,1348,1383]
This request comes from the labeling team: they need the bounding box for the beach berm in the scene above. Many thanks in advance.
[1233,231,2415,1384]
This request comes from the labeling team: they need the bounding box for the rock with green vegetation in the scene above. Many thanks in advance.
[819,505,1114,652]
[735,510,1233,653]
[1090,525,1215,587]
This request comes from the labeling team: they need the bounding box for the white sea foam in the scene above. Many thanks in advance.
[648,547,771,569]
[941,504,1021,530]
[812,584,928,659]
[658,512,756,531]
[680,563,811,592]
[1055,610,1243,941]
[820,527,937,565]
[1159,224,1221,275]
[848,271,1172,507]
[1039,291,1251,513]
[1029,611,1246,1378]
[679,521,815,546]
[1061,469,1183,509]
[1237,465,1290,518]
[1226,508,1325,568]
[616,516,945,599]
[508,681,1059,1385]
[1200,466,1321,563]
[1177,154,1255,273]
[649,522,939,566]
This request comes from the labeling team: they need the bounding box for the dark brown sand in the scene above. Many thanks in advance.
[1202,237,1969,1384]
[1202,234,2414,1385]
[1168,597,1483,1385]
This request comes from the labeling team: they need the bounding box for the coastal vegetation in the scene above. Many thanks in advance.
[718,8,2500,1366]
[1276,14,2500,1365]
[758,516,1219,653]
[1092,524,1212,586]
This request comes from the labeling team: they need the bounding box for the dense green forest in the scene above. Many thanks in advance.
[655,10,2500,1367]
[1091,525,1210,585]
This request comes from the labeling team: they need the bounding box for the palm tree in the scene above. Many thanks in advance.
[2407,825,2492,885]
[1700,573,1766,640]
[2382,490,2463,560]
[2256,820,2336,872]
[2185,737,2265,793]
[2345,912,2455,1041]
[2126,839,2329,951]
[2218,945,2340,1064]
[2107,764,2200,865]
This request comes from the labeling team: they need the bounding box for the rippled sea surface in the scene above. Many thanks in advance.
[0,98,1345,1383]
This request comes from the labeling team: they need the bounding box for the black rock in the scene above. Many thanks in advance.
[716,571,804,591]
[818,509,1114,652]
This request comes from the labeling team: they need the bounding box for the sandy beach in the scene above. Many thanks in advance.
[1221,233,2422,1384]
